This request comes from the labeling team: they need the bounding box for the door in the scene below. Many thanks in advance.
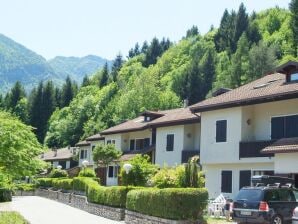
[239,170,251,190]
[106,165,118,186]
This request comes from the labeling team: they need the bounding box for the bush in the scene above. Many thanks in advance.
[151,165,185,188]
[78,168,96,178]
[49,169,68,178]
[87,185,142,208]
[13,184,36,192]
[126,188,208,220]
[73,177,99,192]
[0,188,12,202]
[120,155,157,186]
[37,178,53,188]
[52,179,73,191]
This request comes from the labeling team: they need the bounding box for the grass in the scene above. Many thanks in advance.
[0,212,28,224]
[204,216,233,224]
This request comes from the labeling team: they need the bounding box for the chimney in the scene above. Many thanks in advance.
[183,99,189,108]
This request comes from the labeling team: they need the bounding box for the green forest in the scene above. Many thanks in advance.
[1,1,298,148]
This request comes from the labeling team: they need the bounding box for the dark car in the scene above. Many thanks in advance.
[232,175,298,224]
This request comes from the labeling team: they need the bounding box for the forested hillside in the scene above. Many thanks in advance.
[2,2,298,148]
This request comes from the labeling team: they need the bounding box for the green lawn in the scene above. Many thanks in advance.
[204,216,233,224]
[0,212,28,224]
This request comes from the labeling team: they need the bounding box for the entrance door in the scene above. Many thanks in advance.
[239,170,251,190]
[106,165,118,186]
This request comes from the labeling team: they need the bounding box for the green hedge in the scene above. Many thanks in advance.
[52,179,73,191]
[0,188,12,202]
[87,185,141,208]
[37,178,53,188]
[13,184,36,192]
[126,188,208,220]
[73,177,99,192]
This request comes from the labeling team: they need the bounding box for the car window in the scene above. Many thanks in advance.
[293,190,298,202]
[279,189,296,202]
[264,190,280,202]
[235,189,263,201]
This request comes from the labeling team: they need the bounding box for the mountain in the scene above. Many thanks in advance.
[0,34,57,93]
[48,55,111,83]
[0,34,110,93]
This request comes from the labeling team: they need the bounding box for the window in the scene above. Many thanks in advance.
[136,139,144,150]
[108,166,118,178]
[130,139,135,151]
[239,170,251,190]
[107,140,116,145]
[221,170,232,193]
[144,138,150,148]
[107,140,111,144]
[216,120,227,142]
[58,161,66,169]
[80,150,87,159]
[290,73,298,82]
[271,115,298,139]
[92,146,95,151]
[166,134,174,151]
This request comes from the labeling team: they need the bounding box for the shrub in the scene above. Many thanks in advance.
[49,169,68,178]
[13,184,36,192]
[151,165,185,188]
[52,179,73,191]
[87,185,142,208]
[0,188,12,202]
[73,177,99,192]
[37,178,53,188]
[78,168,96,177]
[120,155,157,186]
[126,188,208,220]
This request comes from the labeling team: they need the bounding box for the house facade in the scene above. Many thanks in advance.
[190,61,298,198]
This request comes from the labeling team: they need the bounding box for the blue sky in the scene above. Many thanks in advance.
[0,0,291,60]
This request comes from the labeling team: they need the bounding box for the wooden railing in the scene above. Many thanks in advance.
[239,140,275,159]
[181,150,200,163]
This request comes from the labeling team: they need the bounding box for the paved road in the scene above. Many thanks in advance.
[0,196,122,224]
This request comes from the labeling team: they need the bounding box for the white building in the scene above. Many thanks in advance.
[190,60,298,198]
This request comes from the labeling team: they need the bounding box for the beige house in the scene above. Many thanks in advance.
[190,60,298,198]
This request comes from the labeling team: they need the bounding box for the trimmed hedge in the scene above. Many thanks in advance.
[126,188,208,220]
[52,179,73,191]
[73,177,99,192]
[13,184,36,192]
[87,185,142,208]
[0,188,12,202]
[78,168,96,177]
[37,178,53,188]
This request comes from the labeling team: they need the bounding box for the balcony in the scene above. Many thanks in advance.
[239,140,275,159]
[181,150,200,163]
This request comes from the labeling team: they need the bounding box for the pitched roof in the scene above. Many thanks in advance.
[41,148,74,161]
[100,108,200,135]
[85,134,105,141]
[75,140,91,147]
[262,137,298,154]
[190,73,298,112]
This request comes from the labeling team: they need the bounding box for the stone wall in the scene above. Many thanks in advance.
[125,210,202,224]
[14,190,35,196]
[57,191,71,205]
[87,202,125,221]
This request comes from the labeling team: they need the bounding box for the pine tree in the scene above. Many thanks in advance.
[42,81,56,139]
[99,62,109,87]
[141,41,149,53]
[233,3,249,52]
[290,0,298,56]
[61,76,74,107]
[186,25,199,38]
[143,37,162,67]
[134,43,140,56]
[0,94,3,109]
[54,87,61,108]
[111,54,124,81]
[186,61,202,105]
[200,48,216,99]
[6,81,26,109]
[81,75,90,87]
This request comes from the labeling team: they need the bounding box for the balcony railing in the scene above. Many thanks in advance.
[181,150,200,163]
[239,140,275,159]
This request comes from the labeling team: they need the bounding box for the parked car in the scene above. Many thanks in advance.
[232,175,298,224]
[293,207,298,224]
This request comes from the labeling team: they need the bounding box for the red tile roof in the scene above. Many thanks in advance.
[41,148,75,161]
[190,73,298,112]
[100,108,200,135]
[262,137,298,154]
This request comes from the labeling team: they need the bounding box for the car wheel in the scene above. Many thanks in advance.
[271,215,283,224]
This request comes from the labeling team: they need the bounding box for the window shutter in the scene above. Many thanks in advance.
[221,170,232,193]
[285,115,298,138]
[239,170,251,190]
[216,120,227,142]
[130,139,135,151]
[166,134,174,151]
[144,138,150,148]
[271,117,285,139]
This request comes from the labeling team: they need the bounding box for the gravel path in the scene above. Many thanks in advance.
[0,196,123,224]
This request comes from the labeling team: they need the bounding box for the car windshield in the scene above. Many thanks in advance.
[294,190,298,202]
[235,189,263,201]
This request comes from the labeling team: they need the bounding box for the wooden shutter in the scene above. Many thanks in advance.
[271,117,285,139]
[130,139,135,151]
[144,138,150,148]
[239,170,251,190]
[285,115,298,138]
[166,134,174,151]
[216,120,227,142]
[221,170,232,193]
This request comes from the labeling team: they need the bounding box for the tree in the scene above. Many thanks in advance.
[5,81,26,110]
[61,76,74,107]
[82,75,90,87]
[99,62,109,87]
[141,41,149,53]
[290,0,298,56]
[186,25,199,38]
[233,3,249,52]
[0,111,45,178]
[93,144,121,180]
[111,54,124,81]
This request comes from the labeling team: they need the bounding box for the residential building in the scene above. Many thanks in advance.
[190,61,298,198]
[41,147,78,170]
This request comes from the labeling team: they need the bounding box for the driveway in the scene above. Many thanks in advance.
[0,196,122,224]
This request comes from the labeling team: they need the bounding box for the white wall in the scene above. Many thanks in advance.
[200,107,242,165]
[204,162,274,199]
[275,153,298,173]
[105,134,122,151]
[155,125,185,166]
